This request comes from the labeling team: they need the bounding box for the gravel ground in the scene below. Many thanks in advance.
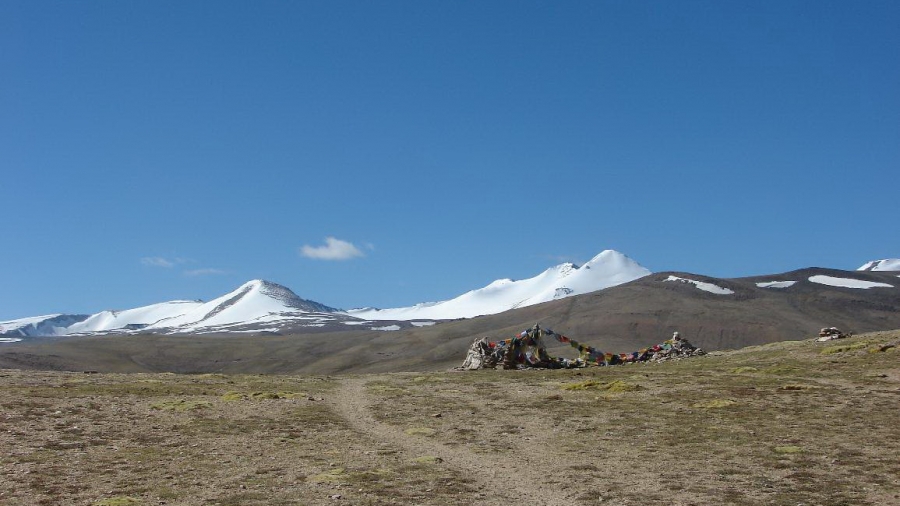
[2,330,899,505]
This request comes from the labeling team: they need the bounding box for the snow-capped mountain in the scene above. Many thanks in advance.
[2,253,897,341]
[858,259,900,271]
[1,250,651,338]
[142,280,338,332]
[345,250,651,320]
[0,314,92,338]
[0,280,354,337]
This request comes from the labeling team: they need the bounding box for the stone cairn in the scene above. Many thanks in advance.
[816,327,851,342]
[458,325,704,371]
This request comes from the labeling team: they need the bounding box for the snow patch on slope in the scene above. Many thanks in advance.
[371,325,401,331]
[664,275,735,295]
[756,280,797,289]
[345,250,650,320]
[808,275,894,289]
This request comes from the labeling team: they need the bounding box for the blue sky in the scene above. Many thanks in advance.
[2,1,898,320]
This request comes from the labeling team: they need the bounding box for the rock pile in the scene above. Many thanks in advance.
[458,326,704,370]
[816,327,851,342]
[647,332,705,362]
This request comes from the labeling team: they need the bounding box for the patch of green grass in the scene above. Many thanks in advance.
[562,379,643,393]
[413,455,444,464]
[692,399,737,409]
[759,365,803,375]
[404,427,437,436]
[308,466,393,485]
[150,399,211,412]
[309,467,345,483]
[773,445,803,454]
[152,486,179,500]
[222,391,306,401]
[868,342,897,353]
[821,342,871,355]
[93,497,140,506]
[221,391,246,401]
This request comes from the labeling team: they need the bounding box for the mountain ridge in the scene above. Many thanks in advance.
[1,253,897,341]
[3,266,898,375]
[0,250,651,338]
[345,250,650,320]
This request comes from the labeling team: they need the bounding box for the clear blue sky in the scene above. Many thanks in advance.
[2,1,898,320]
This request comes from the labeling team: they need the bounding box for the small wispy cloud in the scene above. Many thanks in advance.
[300,237,365,261]
[183,268,227,277]
[141,256,176,268]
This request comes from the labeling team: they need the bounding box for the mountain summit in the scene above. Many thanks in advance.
[345,250,651,320]
[142,279,339,333]
[0,280,346,337]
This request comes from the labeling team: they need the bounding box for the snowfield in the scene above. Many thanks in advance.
[756,281,798,289]
[858,259,900,271]
[344,250,650,320]
[664,275,735,295]
[808,275,894,289]
[0,314,65,334]
[66,301,204,334]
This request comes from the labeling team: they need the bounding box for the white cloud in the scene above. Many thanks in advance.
[141,256,175,268]
[184,268,227,277]
[300,237,365,261]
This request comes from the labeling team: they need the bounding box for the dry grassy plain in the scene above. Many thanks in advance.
[2,330,899,506]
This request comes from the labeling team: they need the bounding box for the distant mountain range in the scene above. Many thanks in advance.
[0,250,650,338]
[347,250,650,320]
[1,252,898,341]
[1,280,365,339]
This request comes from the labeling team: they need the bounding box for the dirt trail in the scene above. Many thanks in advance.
[327,376,570,506]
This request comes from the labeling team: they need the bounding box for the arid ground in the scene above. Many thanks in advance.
[2,330,899,506]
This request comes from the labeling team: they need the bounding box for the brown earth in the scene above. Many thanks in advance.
[2,330,899,505]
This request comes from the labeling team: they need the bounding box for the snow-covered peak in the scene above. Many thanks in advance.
[0,314,62,332]
[345,250,651,321]
[144,279,336,332]
[2,280,342,337]
[236,279,333,311]
[0,313,93,337]
[858,259,900,271]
